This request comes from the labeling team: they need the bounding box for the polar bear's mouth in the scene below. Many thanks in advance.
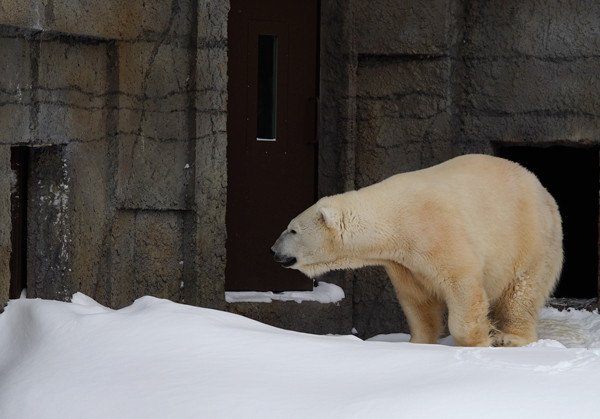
[271,251,297,268]
[280,257,297,268]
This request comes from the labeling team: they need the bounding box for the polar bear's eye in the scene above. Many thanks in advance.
[290,229,297,234]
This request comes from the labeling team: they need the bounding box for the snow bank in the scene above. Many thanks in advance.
[225,281,345,303]
[370,306,600,349]
[0,294,599,418]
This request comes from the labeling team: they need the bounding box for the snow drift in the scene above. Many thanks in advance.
[0,293,599,418]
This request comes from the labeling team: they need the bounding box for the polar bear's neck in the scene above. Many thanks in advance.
[336,182,428,267]
[330,194,410,262]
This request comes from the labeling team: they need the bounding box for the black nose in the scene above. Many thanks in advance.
[269,248,275,255]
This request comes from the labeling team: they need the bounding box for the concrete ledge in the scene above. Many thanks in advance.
[226,299,353,336]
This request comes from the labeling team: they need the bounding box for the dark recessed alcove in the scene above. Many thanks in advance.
[495,145,599,299]
[9,146,29,299]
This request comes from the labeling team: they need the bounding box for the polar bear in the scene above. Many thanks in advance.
[271,154,563,347]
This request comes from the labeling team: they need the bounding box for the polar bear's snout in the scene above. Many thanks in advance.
[270,247,297,268]
[275,254,297,268]
[270,233,298,268]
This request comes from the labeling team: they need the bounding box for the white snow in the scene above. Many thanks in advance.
[225,281,345,303]
[0,293,599,419]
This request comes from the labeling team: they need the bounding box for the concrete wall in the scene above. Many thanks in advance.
[459,0,600,147]
[0,0,229,311]
[0,146,9,306]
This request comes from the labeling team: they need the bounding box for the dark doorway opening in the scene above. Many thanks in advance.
[10,146,29,299]
[495,145,599,299]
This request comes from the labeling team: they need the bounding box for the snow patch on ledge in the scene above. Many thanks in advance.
[225,282,345,304]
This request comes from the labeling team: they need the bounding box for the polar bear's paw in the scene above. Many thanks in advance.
[491,332,535,347]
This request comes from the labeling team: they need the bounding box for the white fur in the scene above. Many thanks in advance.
[271,154,563,347]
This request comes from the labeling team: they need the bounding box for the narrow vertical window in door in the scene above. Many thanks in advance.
[257,35,278,141]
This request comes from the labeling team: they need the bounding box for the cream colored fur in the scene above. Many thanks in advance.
[271,154,563,347]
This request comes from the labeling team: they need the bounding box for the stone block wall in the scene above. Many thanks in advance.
[0,147,10,305]
[459,0,600,147]
[354,0,456,187]
[0,0,229,311]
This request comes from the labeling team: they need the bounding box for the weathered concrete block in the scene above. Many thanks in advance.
[195,112,226,140]
[107,211,136,307]
[181,1,229,310]
[358,58,449,99]
[461,55,600,143]
[0,103,31,143]
[38,38,109,94]
[466,59,600,115]
[37,104,106,144]
[27,145,74,301]
[196,88,226,115]
[133,211,185,301]
[0,35,33,142]
[463,114,600,144]
[0,146,11,309]
[0,34,32,93]
[0,2,44,31]
[227,298,353,336]
[465,0,600,59]
[355,58,453,185]
[115,40,194,210]
[55,0,171,40]
[68,141,108,299]
[140,109,190,140]
[356,59,452,146]
[118,41,192,102]
[354,0,453,56]
[191,127,227,309]
[198,0,229,41]
[35,37,109,143]
[116,135,193,210]
[108,210,186,307]
[196,48,228,95]
[0,0,184,41]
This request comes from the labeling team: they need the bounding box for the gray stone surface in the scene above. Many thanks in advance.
[354,0,453,56]
[0,1,228,315]
[27,145,73,301]
[0,35,32,142]
[0,146,10,308]
[68,141,109,300]
[459,0,600,145]
[356,56,454,186]
[227,298,353,336]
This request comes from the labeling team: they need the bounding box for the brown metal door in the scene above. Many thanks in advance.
[226,0,319,291]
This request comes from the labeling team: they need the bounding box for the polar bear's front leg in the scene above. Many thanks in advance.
[385,263,445,344]
[443,274,493,347]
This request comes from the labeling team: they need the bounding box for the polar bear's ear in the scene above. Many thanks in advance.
[319,207,340,229]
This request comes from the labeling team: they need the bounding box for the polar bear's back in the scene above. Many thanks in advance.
[371,154,554,218]
[367,154,562,301]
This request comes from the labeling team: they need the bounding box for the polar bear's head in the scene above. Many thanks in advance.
[270,195,370,278]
